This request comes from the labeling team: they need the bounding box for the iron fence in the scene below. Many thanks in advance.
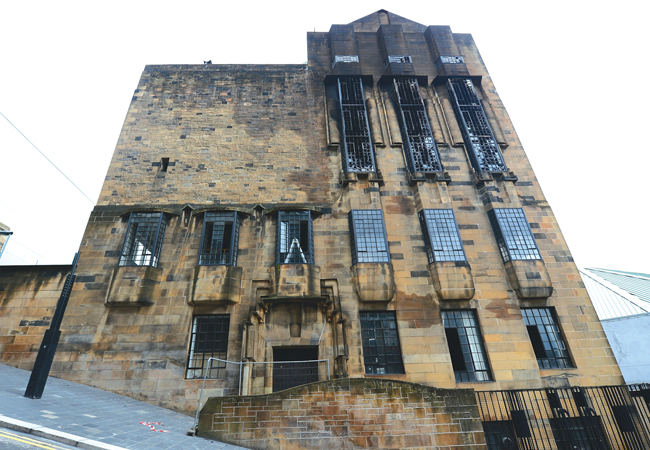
[476,384,650,450]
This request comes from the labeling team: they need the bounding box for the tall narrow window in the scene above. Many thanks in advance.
[349,210,390,265]
[419,209,466,263]
[393,77,442,173]
[276,211,313,264]
[522,308,573,369]
[337,77,375,173]
[198,211,241,266]
[360,311,404,375]
[446,78,507,173]
[442,310,492,382]
[186,315,230,379]
[119,212,167,267]
[488,208,541,263]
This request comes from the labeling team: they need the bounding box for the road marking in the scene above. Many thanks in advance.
[82,414,97,418]
[0,430,69,450]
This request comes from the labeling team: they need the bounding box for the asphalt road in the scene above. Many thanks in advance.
[0,427,78,450]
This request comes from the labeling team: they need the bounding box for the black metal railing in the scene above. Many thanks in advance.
[476,385,650,450]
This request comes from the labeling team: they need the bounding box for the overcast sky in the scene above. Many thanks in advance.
[1,0,648,273]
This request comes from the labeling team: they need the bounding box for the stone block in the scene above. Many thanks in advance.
[189,264,242,305]
[104,266,162,306]
[504,260,553,299]
[429,261,475,300]
[352,263,395,302]
[271,264,321,298]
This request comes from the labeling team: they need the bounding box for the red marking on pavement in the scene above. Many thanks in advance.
[140,421,170,432]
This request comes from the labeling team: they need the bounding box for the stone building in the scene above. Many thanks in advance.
[0,9,624,437]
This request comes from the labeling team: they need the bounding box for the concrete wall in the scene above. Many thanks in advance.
[602,314,650,384]
[199,378,487,450]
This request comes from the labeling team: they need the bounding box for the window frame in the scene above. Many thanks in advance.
[118,212,167,267]
[488,208,542,263]
[276,211,314,265]
[186,314,230,380]
[441,309,492,382]
[522,308,573,370]
[349,209,390,265]
[360,311,405,375]
[337,77,376,173]
[198,211,241,266]
[419,209,467,264]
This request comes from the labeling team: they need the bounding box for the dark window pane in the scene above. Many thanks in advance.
[276,211,313,264]
[442,310,492,382]
[360,311,404,375]
[199,212,240,266]
[522,308,573,369]
[186,315,230,379]
[338,78,375,173]
[393,78,442,173]
[119,212,166,267]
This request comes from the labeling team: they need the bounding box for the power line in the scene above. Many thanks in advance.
[0,111,96,206]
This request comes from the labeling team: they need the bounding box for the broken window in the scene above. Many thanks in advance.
[198,211,241,266]
[522,308,573,369]
[393,77,442,173]
[419,209,466,263]
[488,208,541,263]
[446,78,507,173]
[442,310,492,382]
[276,211,313,264]
[186,314,230,379]
[119,212,167,267]
[360,311,404,375]
[337,77,376,173]
[349,210,390,264]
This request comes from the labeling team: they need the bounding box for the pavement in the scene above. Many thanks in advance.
[0,364,248,450]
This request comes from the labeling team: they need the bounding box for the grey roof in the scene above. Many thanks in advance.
[580,268,650,320]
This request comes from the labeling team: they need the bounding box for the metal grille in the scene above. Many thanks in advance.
[476,385,650,450]
[119,212,166,267]
[198,212,240,266]
[186,315,230,379]
[337,78,375,173]
[435,55,465,69]
[276,211,313,264]
[522,308,573,370]
[442,310,492,382]
[488,208,541,263]
[393,78,442,173]
[360,311,404,375]
[419,209,466,263]
[349,210,390,265]
[385,55,412,66]
[446,78,507,173]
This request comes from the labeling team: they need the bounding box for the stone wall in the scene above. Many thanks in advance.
[0,265,70,369]
[199,378,487,450]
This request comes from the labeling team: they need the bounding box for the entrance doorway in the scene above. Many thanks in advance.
[272,346,319,392]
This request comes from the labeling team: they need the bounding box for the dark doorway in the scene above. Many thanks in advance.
[272,346,319,392]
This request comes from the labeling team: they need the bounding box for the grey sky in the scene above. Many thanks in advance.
[1,0,648,273]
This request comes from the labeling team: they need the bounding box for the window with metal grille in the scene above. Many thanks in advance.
[276,211,313,264]
[446,78,507,173]
[419,209,466,263]
[337,77,375,173]
[186,315,230,379]
[349,210,390,265]
[488,208,541,263]
[385,55,412,66]
[442,310,492,382]
[118,212,167,267]
[522,308,573,369]
[360,311,404,375]
[198,212,241,266]
[393,78,442,173]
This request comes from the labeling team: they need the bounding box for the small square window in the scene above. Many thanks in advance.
[442,310,492,382]
[488,208,541,263]
[349,210,390,265]
[360,311,404,375]
[198,212,241,266]
[522,308,573,369]
[186,315,230,379]
[419,209,466,263]
[118,212,167,267]
[277,211,313,264]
